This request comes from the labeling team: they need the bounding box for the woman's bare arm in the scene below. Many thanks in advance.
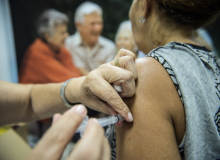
[116,57,185,160]
[0,80,66,126]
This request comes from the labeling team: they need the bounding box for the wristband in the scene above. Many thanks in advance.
[60,78,75,108]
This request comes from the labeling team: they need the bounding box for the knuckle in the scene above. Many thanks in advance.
[118,105,129,114]
[122,81,135,97]
[105,89,119,102]
[85,70,97,82]
[126,55,134,62]
[125,71,134,80]
[112,100,127,111]
[118,48,126,56]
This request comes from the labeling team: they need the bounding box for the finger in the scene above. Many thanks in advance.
[117,77,135,98]
[111,56,138,79]
[101,138,111,160]
[68,119,106,160]
[32,105,87,160]
[91,75,133,122]
[114,48,136,61]
[88,98,118,116]
[52,113,62,125]
[100,64,136,98]
[116,121,124,127]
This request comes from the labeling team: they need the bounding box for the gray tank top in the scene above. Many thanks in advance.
[108,42,220,160]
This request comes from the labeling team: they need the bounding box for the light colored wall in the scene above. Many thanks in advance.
[0,0,18,83]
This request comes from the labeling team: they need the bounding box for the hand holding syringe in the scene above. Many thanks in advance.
[76,114,124,137]
[76,85,124,137]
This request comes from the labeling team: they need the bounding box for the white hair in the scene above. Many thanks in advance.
[115,20,132,42]
[115,20,138,52]
[37,9,69,38]
[74,1,103,24]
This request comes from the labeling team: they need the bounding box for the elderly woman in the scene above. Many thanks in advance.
[19,9,81,84]
[115,20,145,58]
[19,9,81,147]
[108,0,220,159]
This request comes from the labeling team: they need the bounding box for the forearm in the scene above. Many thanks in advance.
[0,78,83,126]
[30,77,85,119]
[0,81,36,126]
[30,83,66,120]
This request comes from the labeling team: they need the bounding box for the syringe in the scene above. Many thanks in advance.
[76,115,124,136]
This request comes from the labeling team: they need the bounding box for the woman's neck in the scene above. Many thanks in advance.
[48,43,60,53]
[140,26,202,54]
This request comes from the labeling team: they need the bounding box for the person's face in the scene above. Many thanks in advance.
[116,30,136,52]
[77,12,103,47]
[46,24,69,49]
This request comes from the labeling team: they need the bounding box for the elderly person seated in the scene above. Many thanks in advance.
[19,9,81,147]
[115,20,145,58]
[19,9,81,84]
[65,1,116,76]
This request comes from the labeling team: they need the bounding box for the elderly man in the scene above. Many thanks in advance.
[65,1,116,76]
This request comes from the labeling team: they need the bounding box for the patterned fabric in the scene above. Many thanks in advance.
[107,42,220,160]
[65,32,116,72]
[215,107,220,135]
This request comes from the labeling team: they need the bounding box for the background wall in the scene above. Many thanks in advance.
[0,0,18,83]
[9,0,220,73]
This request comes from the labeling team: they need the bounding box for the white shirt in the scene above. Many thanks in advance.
[65,32,116,72]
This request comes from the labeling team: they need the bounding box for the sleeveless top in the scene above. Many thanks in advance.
[107,42,220,160]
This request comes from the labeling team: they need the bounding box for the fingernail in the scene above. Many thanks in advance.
[72,105,86,115]
[127,112,133,122]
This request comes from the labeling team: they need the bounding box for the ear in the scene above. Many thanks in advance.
[142,0,151,17]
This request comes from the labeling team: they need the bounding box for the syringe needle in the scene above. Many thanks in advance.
[75,115,124,135]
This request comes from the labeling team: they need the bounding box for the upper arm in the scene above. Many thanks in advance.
[116,57,185,160]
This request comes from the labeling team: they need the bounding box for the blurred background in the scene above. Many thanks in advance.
[9,0,132,72]
[9,0,220,73]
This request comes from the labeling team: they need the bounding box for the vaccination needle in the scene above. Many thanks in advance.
[75,114,124,136]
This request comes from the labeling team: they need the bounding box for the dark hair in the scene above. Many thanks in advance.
[155,0,220,29]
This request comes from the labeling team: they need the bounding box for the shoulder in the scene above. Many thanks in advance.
[26,38,50,54]
[115,56,185,159]
[135,57,179,107]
